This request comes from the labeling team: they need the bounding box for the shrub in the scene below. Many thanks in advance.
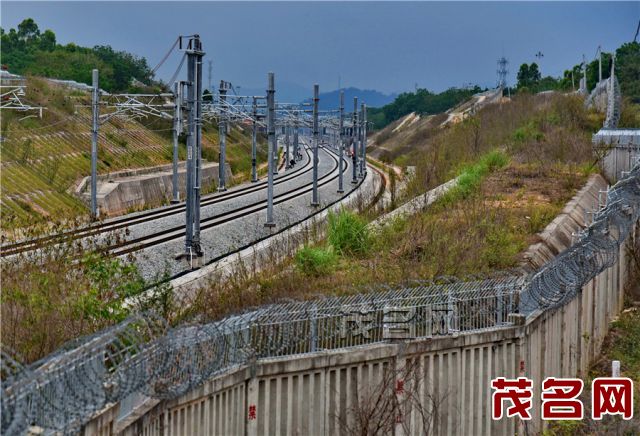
[295,246,337,276]
[327,210,371,256]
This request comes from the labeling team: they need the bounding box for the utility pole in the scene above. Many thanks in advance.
[183,35,205,262]
[90,69,100,219]
[361,103,367,178]
[265,72,276,227]
[251,96,258,182]
[218,80,228,192]
[311,84,320,207]
[351,96,358,184]
[338,90,344,193]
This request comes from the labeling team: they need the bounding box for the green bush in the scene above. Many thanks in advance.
[327,210,371,256]
[295,246,337,276]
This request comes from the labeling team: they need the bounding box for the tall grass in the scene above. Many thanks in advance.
[327,210,371,256]
[444,150,509,201]
[295,246,337,277]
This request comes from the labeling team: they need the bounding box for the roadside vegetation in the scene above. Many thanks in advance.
[1,230,174,363]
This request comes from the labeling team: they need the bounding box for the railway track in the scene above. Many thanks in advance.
[2,143,347,258]
[111,146,343,256]
[0,143,315,257]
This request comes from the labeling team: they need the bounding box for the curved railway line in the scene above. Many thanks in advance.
[1,142,359,258]
[0,142,316,257]
[110,146,343,256]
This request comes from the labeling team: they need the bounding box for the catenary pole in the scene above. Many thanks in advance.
[251,96,258,182]
[91,69,99,218]
[351,96,358,184]
[338,90,344,193]
[171,81,181,203]
[184,35,205,259]
[311,84,320,206]
[293,110,299,160]
[218,80,227,191]
[265,72,276,227]
[285,122,291,169]
[193,38,204,252]
[361,103,367,177]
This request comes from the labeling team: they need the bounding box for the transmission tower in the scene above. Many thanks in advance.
[497,57,508,90]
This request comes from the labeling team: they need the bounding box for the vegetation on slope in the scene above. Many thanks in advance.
[514,41,640,101]
[0,77,266,229]
[180,93,597,323]
[1,233,173,363]
[1,18,160,93]
[368,86,483,129]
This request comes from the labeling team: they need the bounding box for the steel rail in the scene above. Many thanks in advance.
[0,144,314,257]
[106,146,343,256]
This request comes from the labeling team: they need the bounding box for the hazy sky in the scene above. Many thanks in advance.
[2,1,638,97]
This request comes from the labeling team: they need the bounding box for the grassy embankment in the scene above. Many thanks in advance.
[181,93,615,322]
[4,92,636,364]
[0,77,266,230]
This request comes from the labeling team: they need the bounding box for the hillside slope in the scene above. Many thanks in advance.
[0,77,264,229]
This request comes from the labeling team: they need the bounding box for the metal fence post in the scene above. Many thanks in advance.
[218,80,227,191]
[311,84,320,207]
[91,69,99,219]
[338,90,344,193]
[265,72,276,227]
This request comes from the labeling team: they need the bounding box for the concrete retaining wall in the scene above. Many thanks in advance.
[82,174,638,435]
[593,129,640,183]
[77,162,232,216]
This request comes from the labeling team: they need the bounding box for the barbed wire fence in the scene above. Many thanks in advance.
[2,155,638,434]
[3,62,640,433]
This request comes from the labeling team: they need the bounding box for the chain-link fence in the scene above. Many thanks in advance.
[3,156,639,434]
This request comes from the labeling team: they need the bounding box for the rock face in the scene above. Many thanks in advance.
[76,161,232,216]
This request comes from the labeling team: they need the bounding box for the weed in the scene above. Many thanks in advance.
[295,246,337,277]
[327,210,371,256]
[443,149,509,202]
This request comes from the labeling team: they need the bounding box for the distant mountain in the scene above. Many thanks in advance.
[303,87,398,110]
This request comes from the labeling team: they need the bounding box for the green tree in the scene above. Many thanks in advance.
[517,63,542,89]
[17,18,39,43]
[517,63,531,88]
[39,29,56,52]
[616,41,640,103]
[0,18,159,93]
